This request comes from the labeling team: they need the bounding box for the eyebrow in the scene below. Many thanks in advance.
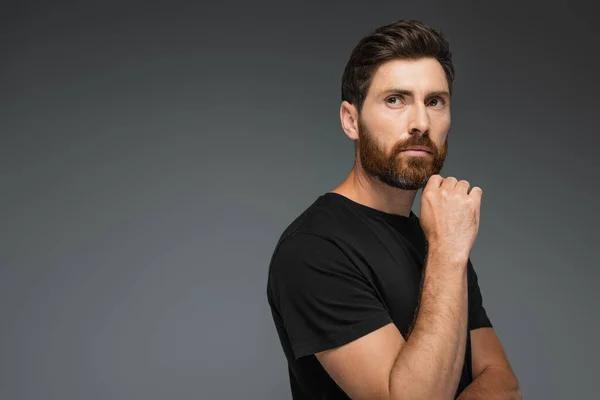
[380,88,451,98]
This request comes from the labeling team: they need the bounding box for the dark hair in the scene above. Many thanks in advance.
[341,19,455,112]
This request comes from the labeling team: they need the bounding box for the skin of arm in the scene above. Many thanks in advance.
[456,327,521,400]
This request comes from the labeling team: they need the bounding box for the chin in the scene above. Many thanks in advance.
[395,172,432,190]
[381,174,428,191]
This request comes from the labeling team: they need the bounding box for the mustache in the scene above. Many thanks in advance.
[391,137,437,154]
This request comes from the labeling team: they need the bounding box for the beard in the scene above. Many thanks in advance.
[357,118,448,190]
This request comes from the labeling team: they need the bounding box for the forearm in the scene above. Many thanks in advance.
[457,366,521,400]
[389,250,469,400]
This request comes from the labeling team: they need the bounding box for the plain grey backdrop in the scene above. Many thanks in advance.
[2,1,599,399]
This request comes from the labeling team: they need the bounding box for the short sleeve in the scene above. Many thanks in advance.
[269,232,393,359]
[467,258,493,330]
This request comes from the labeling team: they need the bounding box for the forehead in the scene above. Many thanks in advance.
[367,57,449,96]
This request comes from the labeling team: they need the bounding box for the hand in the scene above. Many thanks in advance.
[419,175,482,260]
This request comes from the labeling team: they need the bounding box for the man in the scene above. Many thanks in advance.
[266,19,520,399]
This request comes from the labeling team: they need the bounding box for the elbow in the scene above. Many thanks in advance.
[509,371,522,400]
[502,369,521,400]
[513,382,522,400]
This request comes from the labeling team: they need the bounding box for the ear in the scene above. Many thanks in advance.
[340,101,359,141]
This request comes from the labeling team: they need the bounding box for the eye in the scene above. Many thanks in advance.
[429,97,446,108]
[386,96,404,106]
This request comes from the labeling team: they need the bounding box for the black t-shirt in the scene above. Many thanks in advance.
[266,192,492,399]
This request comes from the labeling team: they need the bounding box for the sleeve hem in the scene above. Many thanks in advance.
[469,316,493,330]
[291,313,393,360]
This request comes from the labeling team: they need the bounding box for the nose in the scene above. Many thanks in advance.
[407,103,430,135]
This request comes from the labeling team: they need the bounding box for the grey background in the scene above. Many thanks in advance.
[2,1,598,399]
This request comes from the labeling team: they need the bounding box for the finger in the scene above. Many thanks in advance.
[425,174,444,190]
[440,176,458,189]
[469,186,483,197]
[456,180,471,193]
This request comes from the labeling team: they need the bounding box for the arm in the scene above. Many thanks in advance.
[456,328,521,400]
[316,176,482,400]
[316,249,469,400]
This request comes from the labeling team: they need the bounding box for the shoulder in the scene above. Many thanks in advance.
[273,194,356,252]
[267,196,349,282]
[269,231,349,281]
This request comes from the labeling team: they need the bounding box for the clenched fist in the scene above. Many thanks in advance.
[419,175,482,261]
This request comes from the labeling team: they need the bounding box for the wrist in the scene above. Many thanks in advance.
[425,244,469,268]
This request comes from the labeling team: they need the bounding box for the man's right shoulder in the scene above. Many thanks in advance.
[266,217,353,316]
[271,195,348,254]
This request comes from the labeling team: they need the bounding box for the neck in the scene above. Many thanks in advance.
[331,162,418,218]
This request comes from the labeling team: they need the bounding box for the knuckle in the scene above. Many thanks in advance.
[422,190,434,200]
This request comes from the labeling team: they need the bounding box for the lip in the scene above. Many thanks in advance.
[401,146,432,153]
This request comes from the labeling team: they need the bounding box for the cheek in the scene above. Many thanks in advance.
[376,117,409,145]
[431,111,451,129]
[430,117,450,140]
